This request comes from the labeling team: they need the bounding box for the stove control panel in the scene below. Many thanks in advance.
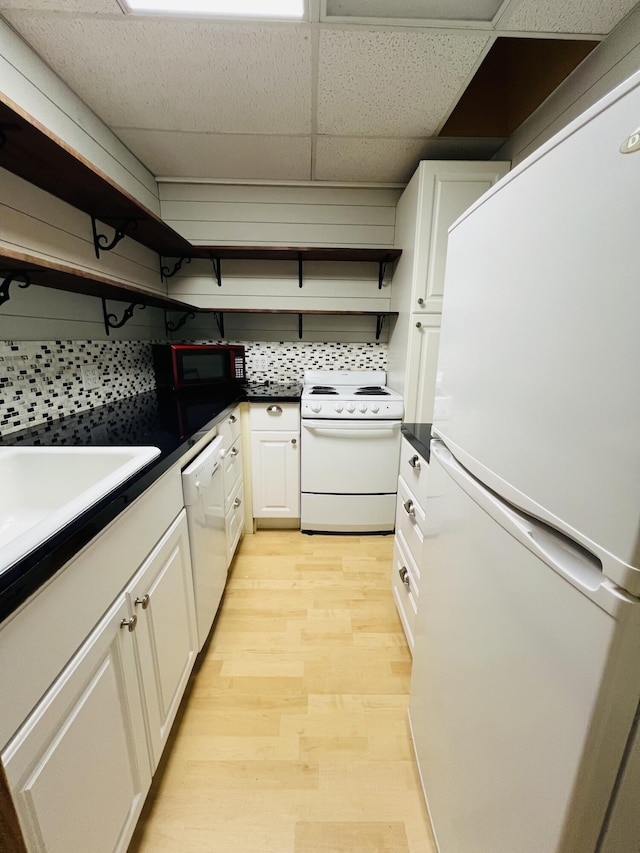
[301,399,404,419]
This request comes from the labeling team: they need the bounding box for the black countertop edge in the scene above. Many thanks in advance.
[401,423,433,463]
[0,385,276,624]
[244,382,302,402]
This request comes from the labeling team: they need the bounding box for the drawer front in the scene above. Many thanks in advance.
[249,402,300,431]
[391,535,419,652]
[218,406,241,448]
[396,475,425,569]
[223,436,243,507]
[225,479,245,565]
[399,437,429,507]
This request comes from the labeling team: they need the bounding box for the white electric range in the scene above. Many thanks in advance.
[300,371,403,533]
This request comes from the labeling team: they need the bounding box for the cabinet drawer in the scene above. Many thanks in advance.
[249,402,300,431]
[218,406,241,448]
[392,534,419,652]
[225,479,245,565]
[399,437,429,507]
[396,475,425,568]
[223,436,243,507]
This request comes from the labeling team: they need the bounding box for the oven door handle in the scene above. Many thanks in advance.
[303,420,401,438]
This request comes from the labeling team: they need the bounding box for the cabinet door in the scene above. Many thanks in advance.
[2,597,150,853]
[128,511,198,771]
[250,430,300,518]
[403,314,441,423]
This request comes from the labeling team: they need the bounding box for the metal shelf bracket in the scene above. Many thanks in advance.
[210,256,222,287]
[378,258,389,290]
[0,271,31,309]
[165,310,196,334]
[298,313,303,339]
[375,314,386,340]
[298,253,303,289]
[102,298,145,336]
[160,256,191,283]
[92,216,139,259]
[214,311,225,338]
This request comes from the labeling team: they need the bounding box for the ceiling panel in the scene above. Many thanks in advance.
[315,136,430,182]
[324,0,503,23]
[2,14,312,133]
[116,129,312,180]
[317,29,490,136]
[0,0,120,9]
[497,0,638,34]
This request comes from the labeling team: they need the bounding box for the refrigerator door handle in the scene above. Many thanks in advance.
[432,441,604,593]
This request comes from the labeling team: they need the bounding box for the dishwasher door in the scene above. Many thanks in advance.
[182,435,226,650]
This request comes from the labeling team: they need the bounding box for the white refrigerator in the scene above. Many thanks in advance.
[408,68,640,853]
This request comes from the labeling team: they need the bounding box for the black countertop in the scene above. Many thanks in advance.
[0,381,302,623]
[401,423,433,462]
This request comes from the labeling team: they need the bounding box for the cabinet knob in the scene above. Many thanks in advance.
[229,414,237,423]
[399,566,411,590]
[231,447,239,457]
[134,594,150,610]
[233,497,242,508]
[267,405,283,415]
[408,455,421,470]
[291,438,297,445]
[415,322,422,329]
[120,614,138,633]
[417,298,424,305]
[403,499,415,518]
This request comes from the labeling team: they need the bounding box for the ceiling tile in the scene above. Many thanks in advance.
[115,129,312,179]
[2,14,312,133]
[325,0,503,23]
[0,0,119,9]
[497,0,638,34]
[315,137,431,182]
[317,29,490,136]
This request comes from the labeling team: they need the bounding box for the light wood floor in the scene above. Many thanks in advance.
[129,530,436,853]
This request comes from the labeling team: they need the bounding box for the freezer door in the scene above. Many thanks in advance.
[409,441,640,853]
[434,71,640,590]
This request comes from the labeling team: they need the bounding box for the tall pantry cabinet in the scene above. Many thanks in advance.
[387,161,510,422]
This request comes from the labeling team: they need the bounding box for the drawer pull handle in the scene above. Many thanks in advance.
[267,405,283,415]
[233,497,242,508]
[399,567,411,590]
[403,499,415,518]
[134,594,150,610]
[408,455,421,470]
[120,615,137,633]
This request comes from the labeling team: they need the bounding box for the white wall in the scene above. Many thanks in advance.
[0,18,160,215]
[496,5,640,166]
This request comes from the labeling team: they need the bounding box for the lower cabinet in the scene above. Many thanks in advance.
[249,403,300,520]
[2,510,197,853]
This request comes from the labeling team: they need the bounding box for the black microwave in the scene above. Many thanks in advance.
[152,344,246,390]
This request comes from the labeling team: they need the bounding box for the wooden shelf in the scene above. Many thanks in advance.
[185,308,398,317]
[0,249,197,312]
[190,246,402,263]
[0,97,192,258]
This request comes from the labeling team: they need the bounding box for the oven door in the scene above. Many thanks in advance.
[301,419,401,494]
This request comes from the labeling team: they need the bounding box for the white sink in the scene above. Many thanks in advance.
[0,446,161,574]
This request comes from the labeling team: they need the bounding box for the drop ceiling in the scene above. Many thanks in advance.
[0,0,637,184]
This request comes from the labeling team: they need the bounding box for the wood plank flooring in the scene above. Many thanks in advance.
[128,531,436,853]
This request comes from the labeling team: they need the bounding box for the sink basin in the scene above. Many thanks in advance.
[0,446,161,574]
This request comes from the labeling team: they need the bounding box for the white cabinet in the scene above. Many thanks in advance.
[2,596,151,853]
[127,511,197,771]
[392,436,429,653]
[249,403,300,521]
[220,404,245,563]
[387,161,509,422]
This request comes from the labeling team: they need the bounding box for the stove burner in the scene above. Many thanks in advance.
[309,386,338,395]
[355,387,390,396]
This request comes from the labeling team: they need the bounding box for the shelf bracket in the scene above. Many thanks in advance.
[91,216,138,259]
[298,253,303,288]
[298,313,303,339]
[213,311,225,338]
[0,271,32,309]
[210,256,222,287]
[160,256,191,283]
[102,298,145,336]
[375,314,387,340]
[378,258,389,290]
[165,310,196,334]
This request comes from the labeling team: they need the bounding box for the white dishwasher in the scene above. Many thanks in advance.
[182,435,226,651]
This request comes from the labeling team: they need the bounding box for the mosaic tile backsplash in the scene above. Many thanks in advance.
[0,340,388,435]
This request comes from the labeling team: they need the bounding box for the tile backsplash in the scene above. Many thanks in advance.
[0,340,388,435]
